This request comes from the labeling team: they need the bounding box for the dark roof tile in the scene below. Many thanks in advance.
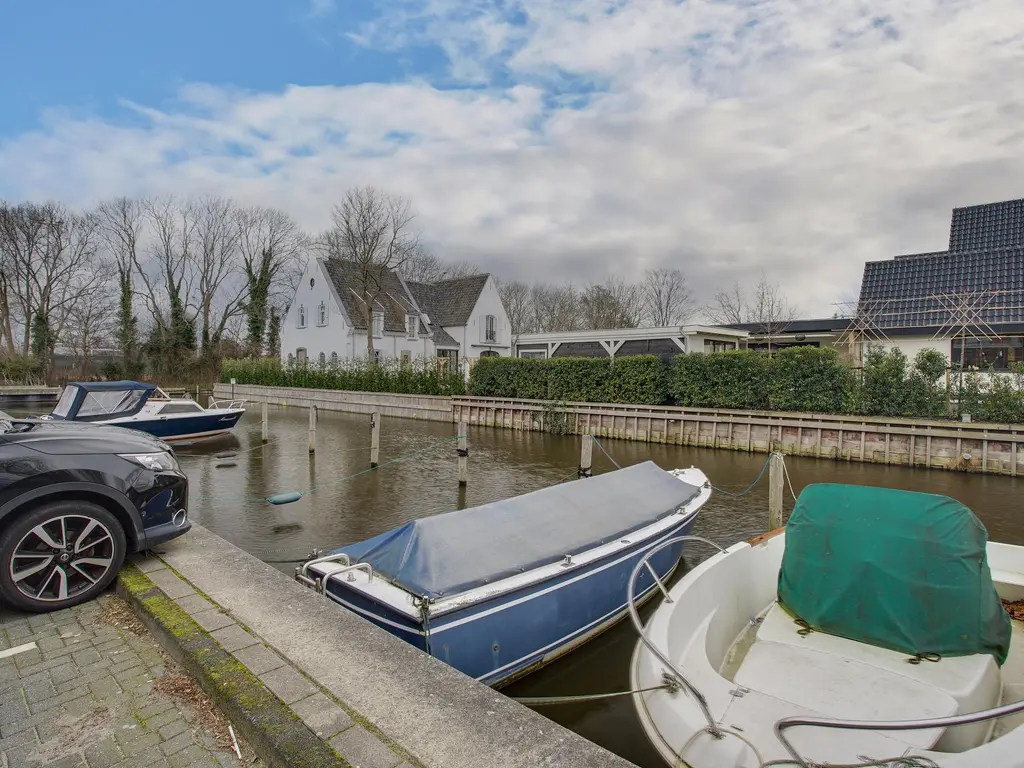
[407,274,489,327]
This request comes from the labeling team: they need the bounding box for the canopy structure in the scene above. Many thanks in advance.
[778,483,1011,665]
[51,381,157,421]
[335,460,701,599]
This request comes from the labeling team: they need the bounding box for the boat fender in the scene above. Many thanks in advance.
[267,491,303,506]
[215,452,238,459]
[214,461,237,468]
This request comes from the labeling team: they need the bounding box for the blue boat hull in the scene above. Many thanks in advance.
[106,411,244,441]
[325,510,699,687]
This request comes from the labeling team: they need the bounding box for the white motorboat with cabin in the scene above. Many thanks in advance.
[630,482,1024,767]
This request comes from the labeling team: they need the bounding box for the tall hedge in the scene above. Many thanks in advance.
[672,351,771,409]
[220,357,465,396]
[769,346,854,413]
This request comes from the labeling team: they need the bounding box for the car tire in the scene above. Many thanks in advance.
[0,500,127,613]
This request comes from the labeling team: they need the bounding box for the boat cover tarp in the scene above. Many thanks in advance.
[778,483,1011,665]
[332,460,701,599]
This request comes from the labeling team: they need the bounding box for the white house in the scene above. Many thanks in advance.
[280,258,511,366]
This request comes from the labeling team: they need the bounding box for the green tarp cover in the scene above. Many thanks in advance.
[778,483,1011,665]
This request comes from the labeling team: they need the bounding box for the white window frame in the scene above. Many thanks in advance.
[316,301,328,327]
[318,352,326,365]
[297,305,307,329]
[485,314,497,342]
[296,347,307,363]
[406,314,418,339]
[330,352,339,366]
[400,350,412,367]
[372,311,384,339]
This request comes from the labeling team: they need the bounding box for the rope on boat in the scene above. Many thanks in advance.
[781,455,799,502]
[510,683,674,706]
[710,454,772,497]
[590,436,622,469]
[761,756,940,768]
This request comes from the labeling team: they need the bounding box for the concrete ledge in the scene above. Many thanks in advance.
[155,524,636,768]
[117,564,352,768]
[215,384,454,422]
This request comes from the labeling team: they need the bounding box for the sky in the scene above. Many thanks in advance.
[2,0,1024,317]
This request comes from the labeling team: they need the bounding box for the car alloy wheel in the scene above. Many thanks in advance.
[10,514,118,603]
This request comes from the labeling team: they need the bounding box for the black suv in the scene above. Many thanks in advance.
[0,412,190,612]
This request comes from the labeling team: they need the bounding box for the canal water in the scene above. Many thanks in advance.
[10,403,1024,766]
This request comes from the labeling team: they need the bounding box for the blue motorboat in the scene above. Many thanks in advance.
[42,381,245,442]
[296,461,710,687]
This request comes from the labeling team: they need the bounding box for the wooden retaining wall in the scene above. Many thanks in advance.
[213,383,453,422]
[451,397,1024,476]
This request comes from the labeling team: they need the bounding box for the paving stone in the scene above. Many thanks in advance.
[145,569,195,600]
[208,625,257,653]
[290,693,353,738]
[172,595,213,615]
[133,557,168,574]
[256,665,316,705]
[167,744,210,767]
[159,731,195,756]
[329,725,402,768]
[190,611,235,633]
[232,645,284,676]
[84,736,124,768]
[157,719,189,741]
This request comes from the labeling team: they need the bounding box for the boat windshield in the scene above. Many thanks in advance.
[77,388,147,418]
[51,385,79,418]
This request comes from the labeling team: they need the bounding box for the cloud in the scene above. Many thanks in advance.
[3,0,1024,316]
[307,0,336,18]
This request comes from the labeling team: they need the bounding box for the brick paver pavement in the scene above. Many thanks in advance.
[0,593,256,768]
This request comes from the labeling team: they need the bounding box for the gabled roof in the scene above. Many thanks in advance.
[321,259,419,333]
[431,327,459,348]
[406,274,489,328]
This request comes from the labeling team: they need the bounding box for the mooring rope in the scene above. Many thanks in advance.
[194,434,466,503]
[590,436,622,469]
[710,454,772,497]
[510,683,673,706]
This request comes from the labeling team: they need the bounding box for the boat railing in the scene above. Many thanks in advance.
[628,535,728,738]
[207,398,246,411]
[774,699,1024,766]
[295,553,374,594]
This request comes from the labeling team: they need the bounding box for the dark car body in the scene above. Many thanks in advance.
[0,414,190,611]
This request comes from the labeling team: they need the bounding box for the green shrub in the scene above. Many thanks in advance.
[548,357,613,402]
[769,347,855,413]
[606,356,669,405]
[469,357,549,399]
[858,347,912,416]
[672,351,771,409]
[0,355,45,385]
[220,356,465,396]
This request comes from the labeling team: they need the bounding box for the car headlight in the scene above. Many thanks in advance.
[119,451,180,472]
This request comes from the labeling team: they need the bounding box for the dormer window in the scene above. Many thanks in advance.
[297,304,307,329]
[316,301,328,327]
[372,311,384,338]
[406,315,418,339]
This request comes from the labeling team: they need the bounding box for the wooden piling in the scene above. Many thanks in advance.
[579,434,594,478]
[370,410,381,467]
[768,452,785,530]
[308,405,317,454]
[457,421,468,485]
[261,402,269,444]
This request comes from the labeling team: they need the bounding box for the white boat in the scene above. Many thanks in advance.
[630,483,1024,768]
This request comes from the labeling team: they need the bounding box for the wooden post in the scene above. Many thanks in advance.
[370,410,381,468]
[579,434,594,478]
[457,422,468,485]
[308,405,317,454]
[768,452,785,530]
[261,401,269,444]
[195,384,200,402]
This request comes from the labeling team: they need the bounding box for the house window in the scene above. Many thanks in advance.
[330,352,339,366]
[317,302,328,327]
[297,305,307,329]
[952,336,1023,370]
[372,349,382,363]
[400,350,411,367]
[519,350,546,359]
[704,339,735,353]
[406,315,418,339]
[372,312,384,339]
[297,348,307,363]
[318,352,326,366]
[485,315,497,342]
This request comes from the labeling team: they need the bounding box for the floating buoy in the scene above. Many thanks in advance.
[214,461,237,468]
[215,452,237,459]
[267,491,303,506]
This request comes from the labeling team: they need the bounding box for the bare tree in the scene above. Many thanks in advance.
[322,187,419,357]
[749,275,798,354]
[96,197,146,371]
[643,268,693,326]
[190,197,245,355]
[398,250,481,283]
[531,282,580,333]
[579,277,643,330]
[497,279,533,343]
[235,206,306,355]
[703,280,747,326]
[63,265,117,376]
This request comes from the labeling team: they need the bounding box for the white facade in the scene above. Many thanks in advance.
[280,260,510,364]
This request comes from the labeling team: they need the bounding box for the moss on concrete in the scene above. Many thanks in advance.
[117,563,352,768]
